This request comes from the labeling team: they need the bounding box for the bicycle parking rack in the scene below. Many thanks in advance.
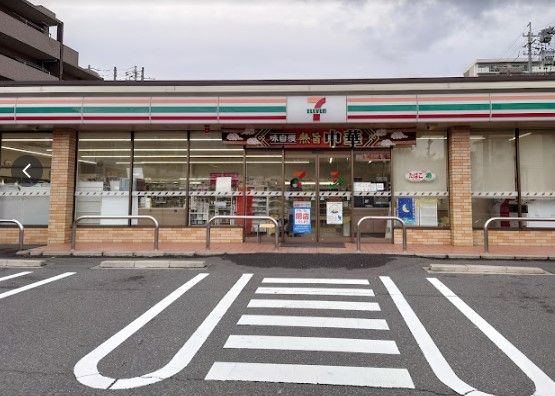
[483,216,555,253]
[0,219,24,250]
[206,215,280,250]
[356,216,407,252]
[71,215,160,250]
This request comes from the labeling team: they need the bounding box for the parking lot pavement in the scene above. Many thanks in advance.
[0,255,553,395]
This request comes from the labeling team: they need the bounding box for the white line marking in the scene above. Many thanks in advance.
[262,277,370,285]
[0,271,32,283]
[74,273,253,390]
[0,272,75,300]
[380,276,491,396]
[248,299,381,311]
[224,335,399,354]
[428,277,555,396]
[238,314,389,330]
[255,287,374,296]
[205,362,415,388]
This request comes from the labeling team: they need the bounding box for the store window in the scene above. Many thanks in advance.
[188,132,244,226]
[244,149,283,239]
[519,130,555,228]
[0,133,52,225]
[132,132,188,226]
[392,131,449,227]
[471,131,517,228]
[75,132,132,224]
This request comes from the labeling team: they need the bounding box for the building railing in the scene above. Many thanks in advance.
[0,219,24,250]
[71,215,159,250]
[206,215,280,250]
[356,216,407,252]
[483,217,555,253]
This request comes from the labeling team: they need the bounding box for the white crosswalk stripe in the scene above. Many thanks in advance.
[237,314,389,330]
[224,335,400,354]
[207,276,414,389]
[247,298,381,311]
[0,272,75,301]
[262,277,370,285]
[206,362,415,388]
[255,286,375,296]
[0,271,32,283]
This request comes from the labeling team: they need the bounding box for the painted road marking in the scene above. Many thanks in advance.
[262,277,370,285]
[247,299,380,311]
[255,287,374,296]
[428,278,555,396]
[238,314,389,330]
[205,362,415,388]
[224,335,400,354]
[380,276,491,396]
[74,273,252,390]
[0,271,32,283]
[0,272,75,301]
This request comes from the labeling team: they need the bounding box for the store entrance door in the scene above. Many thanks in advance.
[283,152,352,244]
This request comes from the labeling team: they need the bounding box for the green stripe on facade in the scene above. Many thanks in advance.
[492,102,555,110]
[0,107,15,113]
[219,106,286,113]
[347,105,417,112]
[419,103,490,111]
[83,106,150,113]
[16,106,81,113]
[151,106,217,113]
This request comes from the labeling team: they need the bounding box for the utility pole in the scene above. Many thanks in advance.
[141,67,144,81]
[113,67,117,81]
[524,22,533,73]
[133,65,138,81]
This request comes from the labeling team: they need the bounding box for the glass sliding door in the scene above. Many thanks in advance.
[318,152,352,242]
[284,153,316,243]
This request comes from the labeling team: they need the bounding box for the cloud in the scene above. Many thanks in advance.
[391,131,408,140]
[246,137,261,145]
[225,133,242,141]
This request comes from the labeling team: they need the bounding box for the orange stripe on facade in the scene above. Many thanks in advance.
[82,98,150,104]
[16,98,83,105]
[150,98,218,104]
[219,98,287,104]
[491,94,555,100]
[347,97,416,103]
[418,95,490,102]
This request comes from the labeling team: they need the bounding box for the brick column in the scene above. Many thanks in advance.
[47,129,76,245]
[448,127,473,246]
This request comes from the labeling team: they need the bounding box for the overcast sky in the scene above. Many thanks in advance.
[37,0,555,80]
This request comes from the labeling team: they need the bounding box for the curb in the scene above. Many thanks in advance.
[98,260,206,269]
[0,259,45,268]
[428,263,550,275]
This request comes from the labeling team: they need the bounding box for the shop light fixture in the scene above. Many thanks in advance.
[80,138,131,142]
[2,138,53,142]
[416,137,447,140]
[118,160,309,165]
[1,145,52,158]
[508,132,532,141]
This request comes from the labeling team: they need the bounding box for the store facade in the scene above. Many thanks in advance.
[0,77,554,249]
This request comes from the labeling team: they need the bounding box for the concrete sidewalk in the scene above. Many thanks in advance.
[14,241,555,260]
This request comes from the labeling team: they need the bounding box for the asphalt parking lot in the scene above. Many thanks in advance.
[0,254,553,395]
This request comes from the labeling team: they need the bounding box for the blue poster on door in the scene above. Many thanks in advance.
[292,208,312,234]
[397,197,416,225]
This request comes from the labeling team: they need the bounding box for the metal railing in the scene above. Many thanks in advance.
[0,219,24,250]
[72,215,159,250]
[206,215,280,249]
[483,216,555,253]
[356,216,407,252]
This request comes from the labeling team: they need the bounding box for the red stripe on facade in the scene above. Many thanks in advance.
[0,117,14,121]
[418,113,488,119]
[82,116,150,121]
[16,116,81,121]
[491,112,555,118]
[219,115,287,120]
[347,114,416,119]
[151,116,218,120]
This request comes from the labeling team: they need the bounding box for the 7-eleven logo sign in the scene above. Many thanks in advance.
[306,97,327,121]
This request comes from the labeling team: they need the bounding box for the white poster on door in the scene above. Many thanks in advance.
[326,201,343,225]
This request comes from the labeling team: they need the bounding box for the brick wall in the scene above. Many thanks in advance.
[74,227,244,244]
[394,229,452,245]
[47,129,76,245]
[448,128,473,246]
[473,230,555,247]
[0,227,48,245]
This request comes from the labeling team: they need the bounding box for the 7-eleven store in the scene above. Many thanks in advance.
[0,76,554,250]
